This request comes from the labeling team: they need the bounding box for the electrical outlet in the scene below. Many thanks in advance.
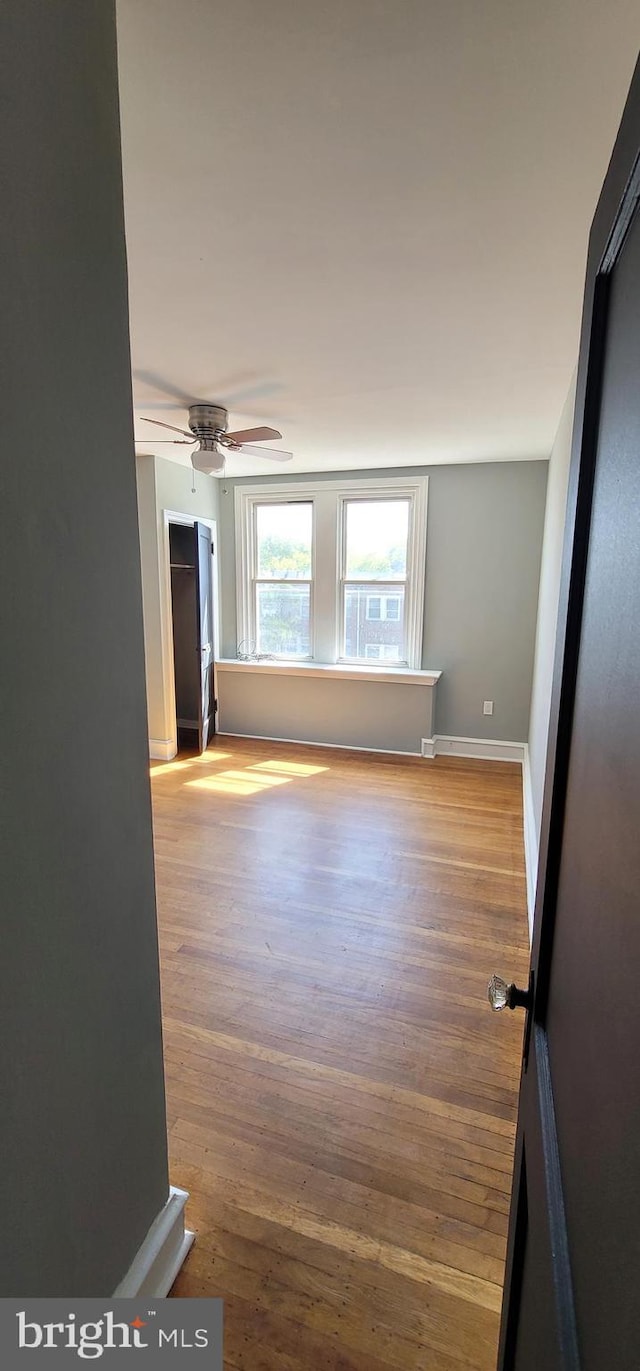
[483,700,494,716]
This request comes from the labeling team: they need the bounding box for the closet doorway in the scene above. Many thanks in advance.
[163,512,219,756]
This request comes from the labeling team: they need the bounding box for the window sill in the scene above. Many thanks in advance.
[216,658,441,687]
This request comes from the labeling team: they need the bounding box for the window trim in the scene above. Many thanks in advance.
[235,476,429,669]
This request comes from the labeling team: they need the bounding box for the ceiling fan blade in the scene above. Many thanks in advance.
[134,437,193,444]
[140,416,194,439]
[223,426,282,445]
[197,375,283,408]
[133,370,193,404]
[236,444,293,462]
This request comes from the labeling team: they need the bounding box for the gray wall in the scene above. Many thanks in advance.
[136,454,219,749]
[528,375,577,840]
[422,461,547,738]
[0,2,169,1295]
[219,461,547,742]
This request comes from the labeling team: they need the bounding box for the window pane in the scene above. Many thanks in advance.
[345,500,409,580]
[365,643,401,661]
[344,584,405,661]
[256,502,312,579]
[256,583,310,657]
[366,596,381,620]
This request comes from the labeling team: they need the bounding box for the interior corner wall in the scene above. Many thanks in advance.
[218,460,547,744]
[527,373,578,842]
[0,2,169,1296]
[136,453,219,750]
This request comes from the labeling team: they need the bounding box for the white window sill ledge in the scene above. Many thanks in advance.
[216,658,441,688]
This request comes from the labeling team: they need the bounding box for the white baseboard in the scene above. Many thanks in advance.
[149,738,177,761]
[422,735,526,764]
[113,1186,194,1298]
[522,744,538,944]
[218,728,525,764]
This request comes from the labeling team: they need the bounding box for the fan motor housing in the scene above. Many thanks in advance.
[188,403,228,439]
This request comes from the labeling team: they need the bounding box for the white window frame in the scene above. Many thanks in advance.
[235,476,428,669]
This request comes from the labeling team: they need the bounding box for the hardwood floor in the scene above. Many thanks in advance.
[150,735,530,1370]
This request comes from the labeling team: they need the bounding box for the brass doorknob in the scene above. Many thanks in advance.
[488,973,530,1011]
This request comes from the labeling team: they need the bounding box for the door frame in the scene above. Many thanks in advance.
[531,71,640,1006]
[160,509,220,759]
[498,57,640,1368]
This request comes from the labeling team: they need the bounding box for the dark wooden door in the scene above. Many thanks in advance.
[497,59,640,1371]
[194,520,215,752]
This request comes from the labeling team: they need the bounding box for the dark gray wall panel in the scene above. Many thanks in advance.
[0,1,169,1295]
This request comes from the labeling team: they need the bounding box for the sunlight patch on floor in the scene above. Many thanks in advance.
[186,768,292,796]
[189,752,233,765]
[152,752,329,795]
[184,757,329,796]
[150,759,197,778]
[248,759,328,777]
[150,753,231,779]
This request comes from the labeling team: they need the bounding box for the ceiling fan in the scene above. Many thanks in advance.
[136,403,293,474]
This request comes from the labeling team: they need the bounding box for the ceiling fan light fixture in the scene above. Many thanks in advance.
[191,442,226,474]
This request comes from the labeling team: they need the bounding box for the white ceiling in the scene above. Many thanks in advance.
[117,1,639,476]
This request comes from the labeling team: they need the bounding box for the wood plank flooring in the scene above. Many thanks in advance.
[150,735,530,1370]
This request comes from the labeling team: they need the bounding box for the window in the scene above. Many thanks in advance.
[366,596,381,621]
[253,502,312,657]
[236,477,428,667]
[342,500,409,662]
[365,593,401,621]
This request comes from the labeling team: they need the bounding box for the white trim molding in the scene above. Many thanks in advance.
[216,658,441,688]
[149,738,176,762]
[113,1186,194,1299]
[422,735,526,763]
[522,743,538,942]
